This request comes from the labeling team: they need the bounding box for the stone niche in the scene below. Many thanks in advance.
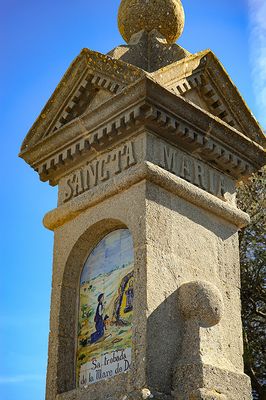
[47,192,148,400]
[19,1,265,399]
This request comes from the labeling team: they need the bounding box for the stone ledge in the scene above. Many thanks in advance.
[20,77,265,186]
[43,161,250,231]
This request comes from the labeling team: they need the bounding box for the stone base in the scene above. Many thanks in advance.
[189,388,227,400]
[173,364,252,400]
[56,387,173,400]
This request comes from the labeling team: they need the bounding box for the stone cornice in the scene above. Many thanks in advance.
[145,79,265,166]
[19,77,265,185]
[152,50,265,145]
[43,161,250,231]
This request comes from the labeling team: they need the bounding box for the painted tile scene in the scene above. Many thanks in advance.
[76,229,134,387]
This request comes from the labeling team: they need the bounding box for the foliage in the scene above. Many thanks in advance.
[237,167,266,400]
[81,304,88,319]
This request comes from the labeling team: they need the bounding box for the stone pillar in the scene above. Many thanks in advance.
[19,1,265,400]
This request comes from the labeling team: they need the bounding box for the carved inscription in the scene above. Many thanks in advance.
[63,142,136,203]
[162,146,227,198]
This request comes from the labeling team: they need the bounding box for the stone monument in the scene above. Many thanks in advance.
[19,1,265,399]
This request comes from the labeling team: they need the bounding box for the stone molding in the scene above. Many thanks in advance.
[20,78,264,186]
[43,161,250,231]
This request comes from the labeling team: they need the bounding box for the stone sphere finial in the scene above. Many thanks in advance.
[118,0,185,44]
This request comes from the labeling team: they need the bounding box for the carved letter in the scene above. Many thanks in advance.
[99,155,110,182]
[209,170,217,195]
[84,160,99,189]
[113,149,122,174]
[164,146,175,172]
[64,178,74,202]
[216,176,226,198]
[73,170,85,197]
[180,156,192,182]
[194,162,207,190]
[124,142,136,168]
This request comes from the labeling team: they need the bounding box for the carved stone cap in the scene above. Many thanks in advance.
[19,45,265,187]
[118,0,185,44]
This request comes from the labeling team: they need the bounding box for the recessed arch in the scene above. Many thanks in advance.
[56,219,134,394]
[76,228,134,387]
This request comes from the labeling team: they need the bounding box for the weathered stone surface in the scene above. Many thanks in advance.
[43,175,252,400]
[118,0,185,44]
[173,364,252,400]
[44,159,250,231]
[189,388,227,400]
[108,30,191,72]
[178,281,224,327]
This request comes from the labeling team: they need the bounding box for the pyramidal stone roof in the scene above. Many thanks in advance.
[19,0,265,185]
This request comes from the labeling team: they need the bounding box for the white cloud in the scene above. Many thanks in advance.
[0,374,44,384]
[248,0,266,128]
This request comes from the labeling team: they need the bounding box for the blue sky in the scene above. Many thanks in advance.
[0,1,265,399]
[80,229,134,282]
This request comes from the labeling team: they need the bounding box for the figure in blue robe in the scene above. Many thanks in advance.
[90,293,105,344]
